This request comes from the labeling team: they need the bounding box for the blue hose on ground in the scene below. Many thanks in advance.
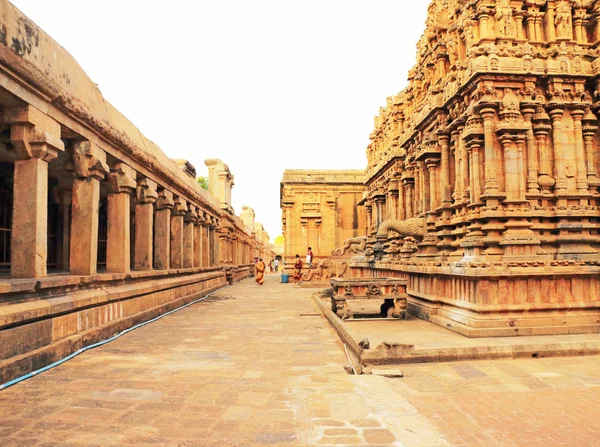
[0,284,232,391]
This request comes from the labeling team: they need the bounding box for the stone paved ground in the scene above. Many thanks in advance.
[0,273,599,446]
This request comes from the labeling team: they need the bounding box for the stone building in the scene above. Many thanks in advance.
[0,3,270,383]
[349,0,600,336]
[280,170,367,266]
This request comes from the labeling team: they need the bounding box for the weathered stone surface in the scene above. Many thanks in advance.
[280,170,367,269]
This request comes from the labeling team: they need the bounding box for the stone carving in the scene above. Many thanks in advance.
[302,258,348,281]
[555,1,573,40]
[495,0,515,37]
[331,236,368,256]
[376,218,426,241]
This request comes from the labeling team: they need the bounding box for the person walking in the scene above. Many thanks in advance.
[274,258,279,272]
[255,258,266,285]
[306,247,313,268]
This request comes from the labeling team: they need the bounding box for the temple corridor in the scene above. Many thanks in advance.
[1,274,600,447]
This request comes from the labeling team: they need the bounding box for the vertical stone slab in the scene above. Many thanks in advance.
[69,141,108,275]
[12,158,49,278]
[106,163,136,273]
[195,210,205,268]
[5,106,65,278]
[154,189,174,270]
[134,178,158,271]
[170,196,187,269]
[183,206,197,268]
[201,222,210,267]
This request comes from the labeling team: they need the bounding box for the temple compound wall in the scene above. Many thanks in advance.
[280,170,367,271]
[0,1,271,383]
[349,0,600,336]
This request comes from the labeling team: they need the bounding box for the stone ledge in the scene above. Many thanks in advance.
[312,293,600,369]
[0,270,226,329]
[0,281,226,384]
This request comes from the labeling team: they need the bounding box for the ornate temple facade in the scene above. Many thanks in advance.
[0,2,272,382]
[349,0,600,336]
[280,170,367,267]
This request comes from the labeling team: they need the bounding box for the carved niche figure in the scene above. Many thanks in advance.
[331,236,368,256]
[555,1,573,40]
[495,0,515,37]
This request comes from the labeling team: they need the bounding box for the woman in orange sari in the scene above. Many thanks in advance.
[255,258,266,285]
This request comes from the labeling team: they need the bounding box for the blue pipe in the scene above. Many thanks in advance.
[0,284,231,391]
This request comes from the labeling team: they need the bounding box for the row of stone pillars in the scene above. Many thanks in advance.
[5,104,219,279]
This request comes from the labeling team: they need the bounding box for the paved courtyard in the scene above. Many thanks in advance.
[1,273,600,446]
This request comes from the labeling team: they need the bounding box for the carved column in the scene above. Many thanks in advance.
[69,141,108,275]
[480,107,500,194]
[582,109,600,192]
[194,211,204,268]
[201,217,210,267]
[403,180,414,219]
[451,130,462,203]
[426,160,439,210]
[533,107,554,193]
[106,163,136,273]
[388,181,398,220]
[571,108,589,194]
[134,178,158,271]
[500,136,521,202]
[521,104,540,194]
[397,180,405,220]
[439,133,452,206]
[183,205,197,268]
[170,196,187,269]
[5,106,65,278]
[374,196,385,228]
[549,107,567,193]
[210,218,219,266]
[466,139,483,203]
[365,202,373,235]
[546,4,557,42]
[154,189,174,270]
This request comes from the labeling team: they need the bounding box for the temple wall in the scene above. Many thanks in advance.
[0,2,267,382]
[280,170,367,267]
[354,0,600,336]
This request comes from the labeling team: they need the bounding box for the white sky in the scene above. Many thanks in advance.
[11,0,430,241]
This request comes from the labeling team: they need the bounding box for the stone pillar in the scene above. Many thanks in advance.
[583,109,600,192]
[201,219,210,267]
[397,181,406,220]
[154,189,174,270]
[374,197,384,228]
[549,107,567,194]
[5,106,65,278]
[571,109,589,194]
[404,181,414,219]
[210,219,219,266]
[170,196,187,269]
[388,182,398,220]
[521,105,540,195]
[501,136,520,202]
[194,211,204,268]
[533,107,554,193]
[546,4,557,42]
[134,178,158,271]
[480,107,499,194]
[439,133,452,206]
[56,189,71,271]
[426,160,439,210]
[106,163,136,273]
[467,139,483,203]
[183,206,197,268]
[69,141,108,275]
[365,202,372,234]
[451,130,462,203]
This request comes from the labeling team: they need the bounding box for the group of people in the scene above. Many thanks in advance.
[254,247,314,286]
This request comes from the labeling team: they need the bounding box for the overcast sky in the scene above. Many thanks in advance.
[11,0,430,241]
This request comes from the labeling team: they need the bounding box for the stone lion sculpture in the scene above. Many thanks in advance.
[302,258,348,281]
[331,236,368,256]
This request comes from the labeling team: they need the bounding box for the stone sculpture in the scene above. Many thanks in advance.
[331,236,368,256]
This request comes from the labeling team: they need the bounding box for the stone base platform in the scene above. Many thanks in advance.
[0,267,249,384]
[312,294,600,370]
